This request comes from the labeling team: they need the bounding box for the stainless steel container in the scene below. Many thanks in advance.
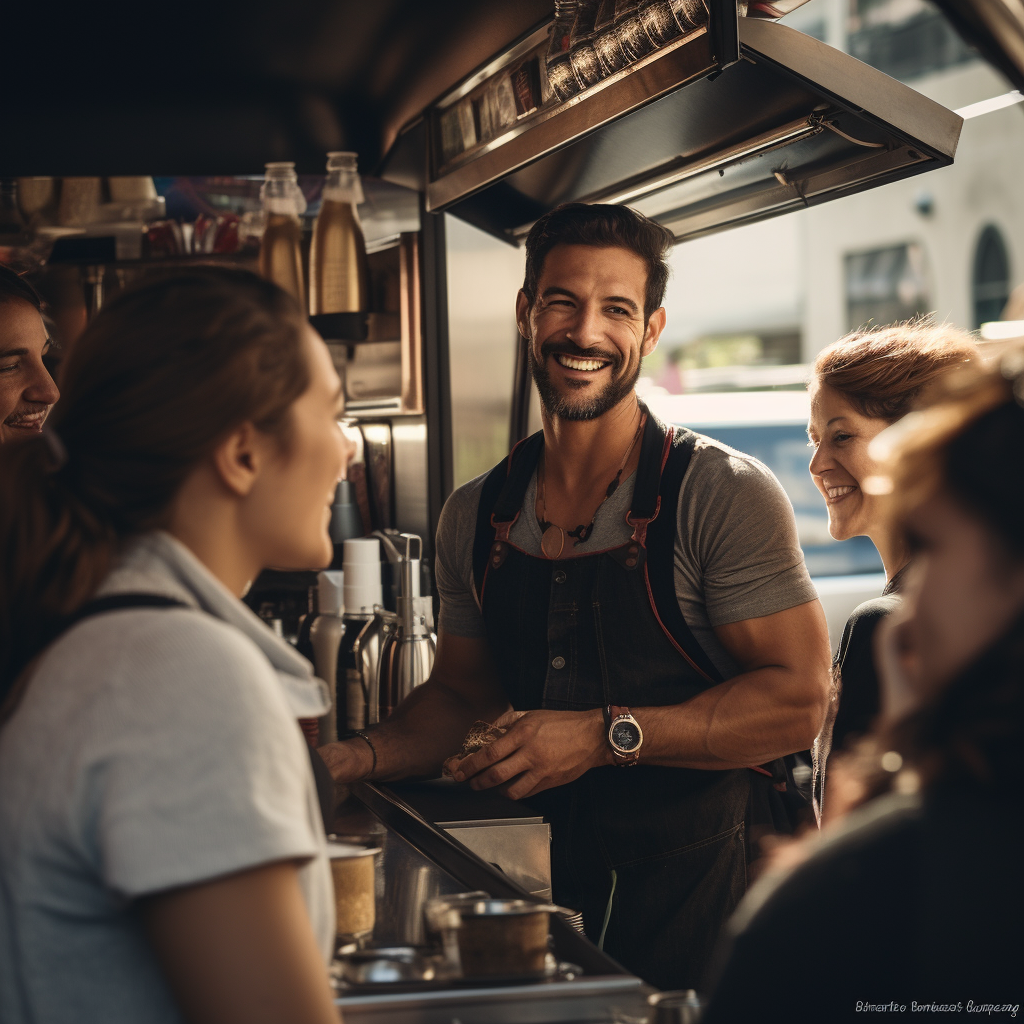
[375,533,435,721]
[649,989,704,1024]
[327,837,382,946]
[425,894,561,978]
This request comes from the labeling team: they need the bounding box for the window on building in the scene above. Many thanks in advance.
[845,243,930,332]
[846,0,976,81]
[972,225,1011,328]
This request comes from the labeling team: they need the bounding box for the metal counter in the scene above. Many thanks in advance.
[333,781,647,1024]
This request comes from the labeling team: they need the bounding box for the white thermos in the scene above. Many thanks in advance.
[309,571,345,744]
[341,538,386,731]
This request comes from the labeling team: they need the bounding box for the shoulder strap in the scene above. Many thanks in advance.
[472,431,544,597]
[50,593,190,646]
[643,425,725,684]
[630,411,673,522]
[2,593,191,717]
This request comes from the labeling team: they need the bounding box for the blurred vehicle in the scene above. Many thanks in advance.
[642,386,886,650]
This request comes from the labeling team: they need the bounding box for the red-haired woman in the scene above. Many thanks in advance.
[703,350,1024,1022]
[806,322,977,792]
[0,269,350,1024]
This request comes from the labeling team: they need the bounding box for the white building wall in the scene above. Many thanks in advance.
[802,60,1024,358]
[659,5,1024,366]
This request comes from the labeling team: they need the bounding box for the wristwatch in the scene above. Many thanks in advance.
[604,705,643,766]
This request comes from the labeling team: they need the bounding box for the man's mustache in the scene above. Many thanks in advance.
[539,340,622,368]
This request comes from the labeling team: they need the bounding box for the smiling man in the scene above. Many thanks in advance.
[320,203,830,990]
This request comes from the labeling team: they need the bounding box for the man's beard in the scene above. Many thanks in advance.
[529,341,642,422]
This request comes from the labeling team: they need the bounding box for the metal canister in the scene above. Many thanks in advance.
[648,988,704,1024]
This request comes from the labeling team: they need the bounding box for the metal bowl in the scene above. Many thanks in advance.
[334,947,443,986]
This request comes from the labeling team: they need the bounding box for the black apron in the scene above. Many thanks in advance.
[472,415,754,991]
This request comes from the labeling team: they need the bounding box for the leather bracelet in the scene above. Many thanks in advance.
[352,730,377,779]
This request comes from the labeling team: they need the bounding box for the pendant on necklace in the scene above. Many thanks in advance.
[541,524,565,560]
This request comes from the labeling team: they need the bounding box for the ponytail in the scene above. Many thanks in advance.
[0,268,310,702]
[0,433,116,697]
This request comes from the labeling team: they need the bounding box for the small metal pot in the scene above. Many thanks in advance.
[334,947,446,986]
[648,989,704,1024]
[425,894,563,978]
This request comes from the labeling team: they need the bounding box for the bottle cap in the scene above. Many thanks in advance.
[344,538,381,564]
[322,151,364,205]
[326,152,359,171]
[330,480,363,544]
[343,538,382,614]
[264,161,298,180]
[317,570,344,616]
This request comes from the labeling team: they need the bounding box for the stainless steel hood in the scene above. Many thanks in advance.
[385,9,963,246]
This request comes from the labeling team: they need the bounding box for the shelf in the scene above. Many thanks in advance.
[426,25,717,215]
[312,312,400,344]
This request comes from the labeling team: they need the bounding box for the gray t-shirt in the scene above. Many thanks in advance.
[436,433,817,680]
[0,532,334,1024]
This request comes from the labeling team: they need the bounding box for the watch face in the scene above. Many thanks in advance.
[611,719,641,752]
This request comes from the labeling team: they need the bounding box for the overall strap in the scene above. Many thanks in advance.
[641,425,725,685]
[58,593,190,636]
[6,593,191,708]
[640,429,779,783]
[629,411,673,523]
[472,431,545,598]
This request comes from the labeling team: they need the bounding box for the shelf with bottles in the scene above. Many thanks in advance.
[2,172,420,355]
[427,0,716,201]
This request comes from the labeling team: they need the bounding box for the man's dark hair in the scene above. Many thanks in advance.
[0,264,43,312]
[521,203,674,322]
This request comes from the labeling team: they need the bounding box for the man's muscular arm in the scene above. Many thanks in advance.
[454,598,831,799]
[634,596,830,765]
[317,630,510,783]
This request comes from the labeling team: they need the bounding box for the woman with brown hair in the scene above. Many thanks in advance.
[807,322,977,764]
[702,350,1024,1022]
[0,269,348,1024]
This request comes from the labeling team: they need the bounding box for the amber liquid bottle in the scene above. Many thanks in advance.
[309,152,369,315]
[258,162,306,305]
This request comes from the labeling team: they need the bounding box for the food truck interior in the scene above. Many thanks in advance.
[4,0,1023,1016]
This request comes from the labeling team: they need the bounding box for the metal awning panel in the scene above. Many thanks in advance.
[408,16,962,246]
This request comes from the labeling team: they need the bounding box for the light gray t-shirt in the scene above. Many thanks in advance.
[436,433,817,679]
[0,532,334,1024]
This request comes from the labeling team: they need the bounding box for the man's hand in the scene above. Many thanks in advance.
[318,738,373,783]
[451,708,610,800]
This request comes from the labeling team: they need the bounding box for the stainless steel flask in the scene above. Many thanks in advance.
[374,534,436,722]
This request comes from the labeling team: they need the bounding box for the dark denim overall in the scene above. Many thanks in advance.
[472,415,753,990]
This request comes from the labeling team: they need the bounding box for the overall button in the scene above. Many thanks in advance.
[551,656,566,670]
[553,570,567,584]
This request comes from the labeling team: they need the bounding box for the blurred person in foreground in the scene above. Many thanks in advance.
[702,350,1024,1023]
[0,264,60,442]
[806,322,977,814]
[0,269,349,1024]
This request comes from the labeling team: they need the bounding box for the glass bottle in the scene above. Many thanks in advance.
[615,0,657,64]
[639,0,682,47]
[669,0,709,33]
[257,162,306,305]
[309,152,369,315]
[569,0,603,90]
[593,0,630,75]
[547,0,583,103]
